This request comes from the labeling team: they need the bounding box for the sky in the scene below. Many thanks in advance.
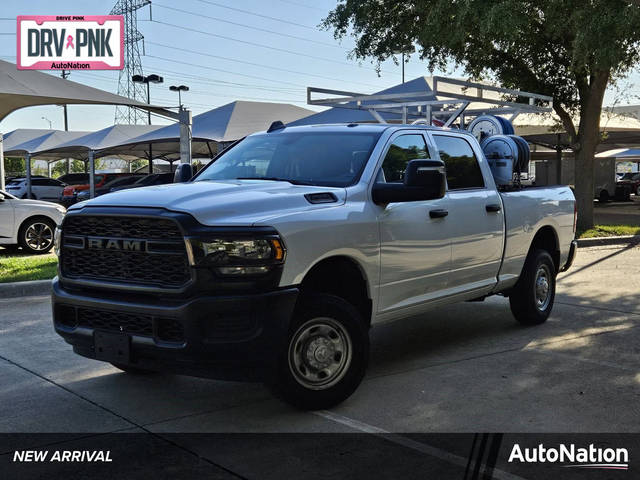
[0,0,638,134]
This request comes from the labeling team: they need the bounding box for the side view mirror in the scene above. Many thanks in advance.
[173,163,193,183]
[372,159,446,204]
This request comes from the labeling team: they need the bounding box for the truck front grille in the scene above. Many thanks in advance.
[75,307,185,343]
[60,215,191,288]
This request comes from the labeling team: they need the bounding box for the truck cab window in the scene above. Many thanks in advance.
[378,134,430,183]
[433,135,484,190]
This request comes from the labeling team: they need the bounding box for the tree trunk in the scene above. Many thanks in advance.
[573,71,609,232]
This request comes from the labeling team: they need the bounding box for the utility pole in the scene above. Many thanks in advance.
[61,70,70,173]
[111,0,151,124]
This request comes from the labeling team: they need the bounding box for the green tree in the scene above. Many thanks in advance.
[323,0,640,230]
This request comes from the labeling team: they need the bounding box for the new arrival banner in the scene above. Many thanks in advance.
[16,15,124,70]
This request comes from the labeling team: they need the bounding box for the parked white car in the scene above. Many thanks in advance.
[5,176,66,201]
[0,190,66,254]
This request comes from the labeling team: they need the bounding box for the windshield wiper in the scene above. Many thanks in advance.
[236,177,313,185]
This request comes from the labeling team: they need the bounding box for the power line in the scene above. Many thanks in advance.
[193,0,317,30]
[153,3,340,49]
[147,41,384,88]
[150,19,388,74]
[146,54,315,88]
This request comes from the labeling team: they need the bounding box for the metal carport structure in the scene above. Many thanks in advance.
[32,124,168,197]
[0,59,192,191]
[103,101,314,161]
[4,129,92,197]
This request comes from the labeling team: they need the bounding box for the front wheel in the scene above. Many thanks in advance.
[269,293,369,410]
[18,217,56,254]
[509,249,556,325]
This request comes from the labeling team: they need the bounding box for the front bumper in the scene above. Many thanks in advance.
[52,278,299,381]
[560,240,578,272]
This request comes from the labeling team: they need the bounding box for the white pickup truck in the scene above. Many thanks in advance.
[52,123,577,409]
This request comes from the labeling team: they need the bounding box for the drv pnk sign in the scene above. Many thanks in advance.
[17,15,124,70]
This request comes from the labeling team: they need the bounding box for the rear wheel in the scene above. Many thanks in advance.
[509,249,556,325]
[269,293,369,410]
[598,190,609,203]
[18,217,55,254]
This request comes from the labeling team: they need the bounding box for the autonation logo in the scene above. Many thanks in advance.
[509,443,629,470]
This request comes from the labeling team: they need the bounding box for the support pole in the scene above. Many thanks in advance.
[179,106,192,164]
[0,133,4,191]
[47,161,52,178]
[26,153,32,199]
[555,133,562,184]
[89,150,95,198]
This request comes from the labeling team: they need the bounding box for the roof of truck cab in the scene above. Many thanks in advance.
[252,123,477,137]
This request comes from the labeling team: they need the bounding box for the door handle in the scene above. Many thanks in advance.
[429,209,449,219]
[485,204,501,213]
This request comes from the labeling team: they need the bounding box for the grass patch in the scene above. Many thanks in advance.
[578,224,640,239]
[0,253,58,283]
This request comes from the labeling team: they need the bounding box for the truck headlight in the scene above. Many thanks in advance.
[53,226,62,256]
[188,237,285,276]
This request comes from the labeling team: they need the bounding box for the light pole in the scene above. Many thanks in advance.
[132,74,164,174]
[41,116,52,129]
[169,85,189,107]
[132,74,164,125]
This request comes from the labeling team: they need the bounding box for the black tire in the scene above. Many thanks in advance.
[110,363,156,374]
[509,249,556,325]
[598,190,609,203]
[17,216,56,254]
[269,293,369,410]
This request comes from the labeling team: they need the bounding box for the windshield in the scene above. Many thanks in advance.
[194,131,382,187]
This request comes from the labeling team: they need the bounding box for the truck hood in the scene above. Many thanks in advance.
[71,180,347,225]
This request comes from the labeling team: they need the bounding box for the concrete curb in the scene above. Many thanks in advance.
[577,234,640,248]
[0,279,52,299]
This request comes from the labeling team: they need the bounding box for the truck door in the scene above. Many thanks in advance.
[430,133,504,294]
[375,132,453,315]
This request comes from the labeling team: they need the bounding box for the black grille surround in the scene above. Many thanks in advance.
[60,212,191,290]
[56,304,185,343]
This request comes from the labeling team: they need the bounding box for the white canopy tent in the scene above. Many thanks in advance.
[4,129,92,197]
[0,59,192,191]
[105,101,314,160]
[33,124,169,196]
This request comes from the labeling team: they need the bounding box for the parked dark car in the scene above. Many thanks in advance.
[75,175,144,202]
[110,173,175,192]
[617,172,640,196]
[57,173,90,185]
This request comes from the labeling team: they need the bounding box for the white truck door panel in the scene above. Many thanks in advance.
[431,133,503,293]
[447,189,504,289]
[375,132,453,313]
[378,197,452,312]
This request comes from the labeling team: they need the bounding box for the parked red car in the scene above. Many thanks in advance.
[60,173,136,206]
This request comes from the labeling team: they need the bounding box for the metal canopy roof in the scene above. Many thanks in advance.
[4,129,91,160]
[0,59,167,120]
[104,100,314,159]
[34,124,168,161]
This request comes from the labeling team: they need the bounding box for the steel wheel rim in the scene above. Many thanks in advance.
[24,222,53,251]
[288,317,352,390]
[534,264,552,311]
